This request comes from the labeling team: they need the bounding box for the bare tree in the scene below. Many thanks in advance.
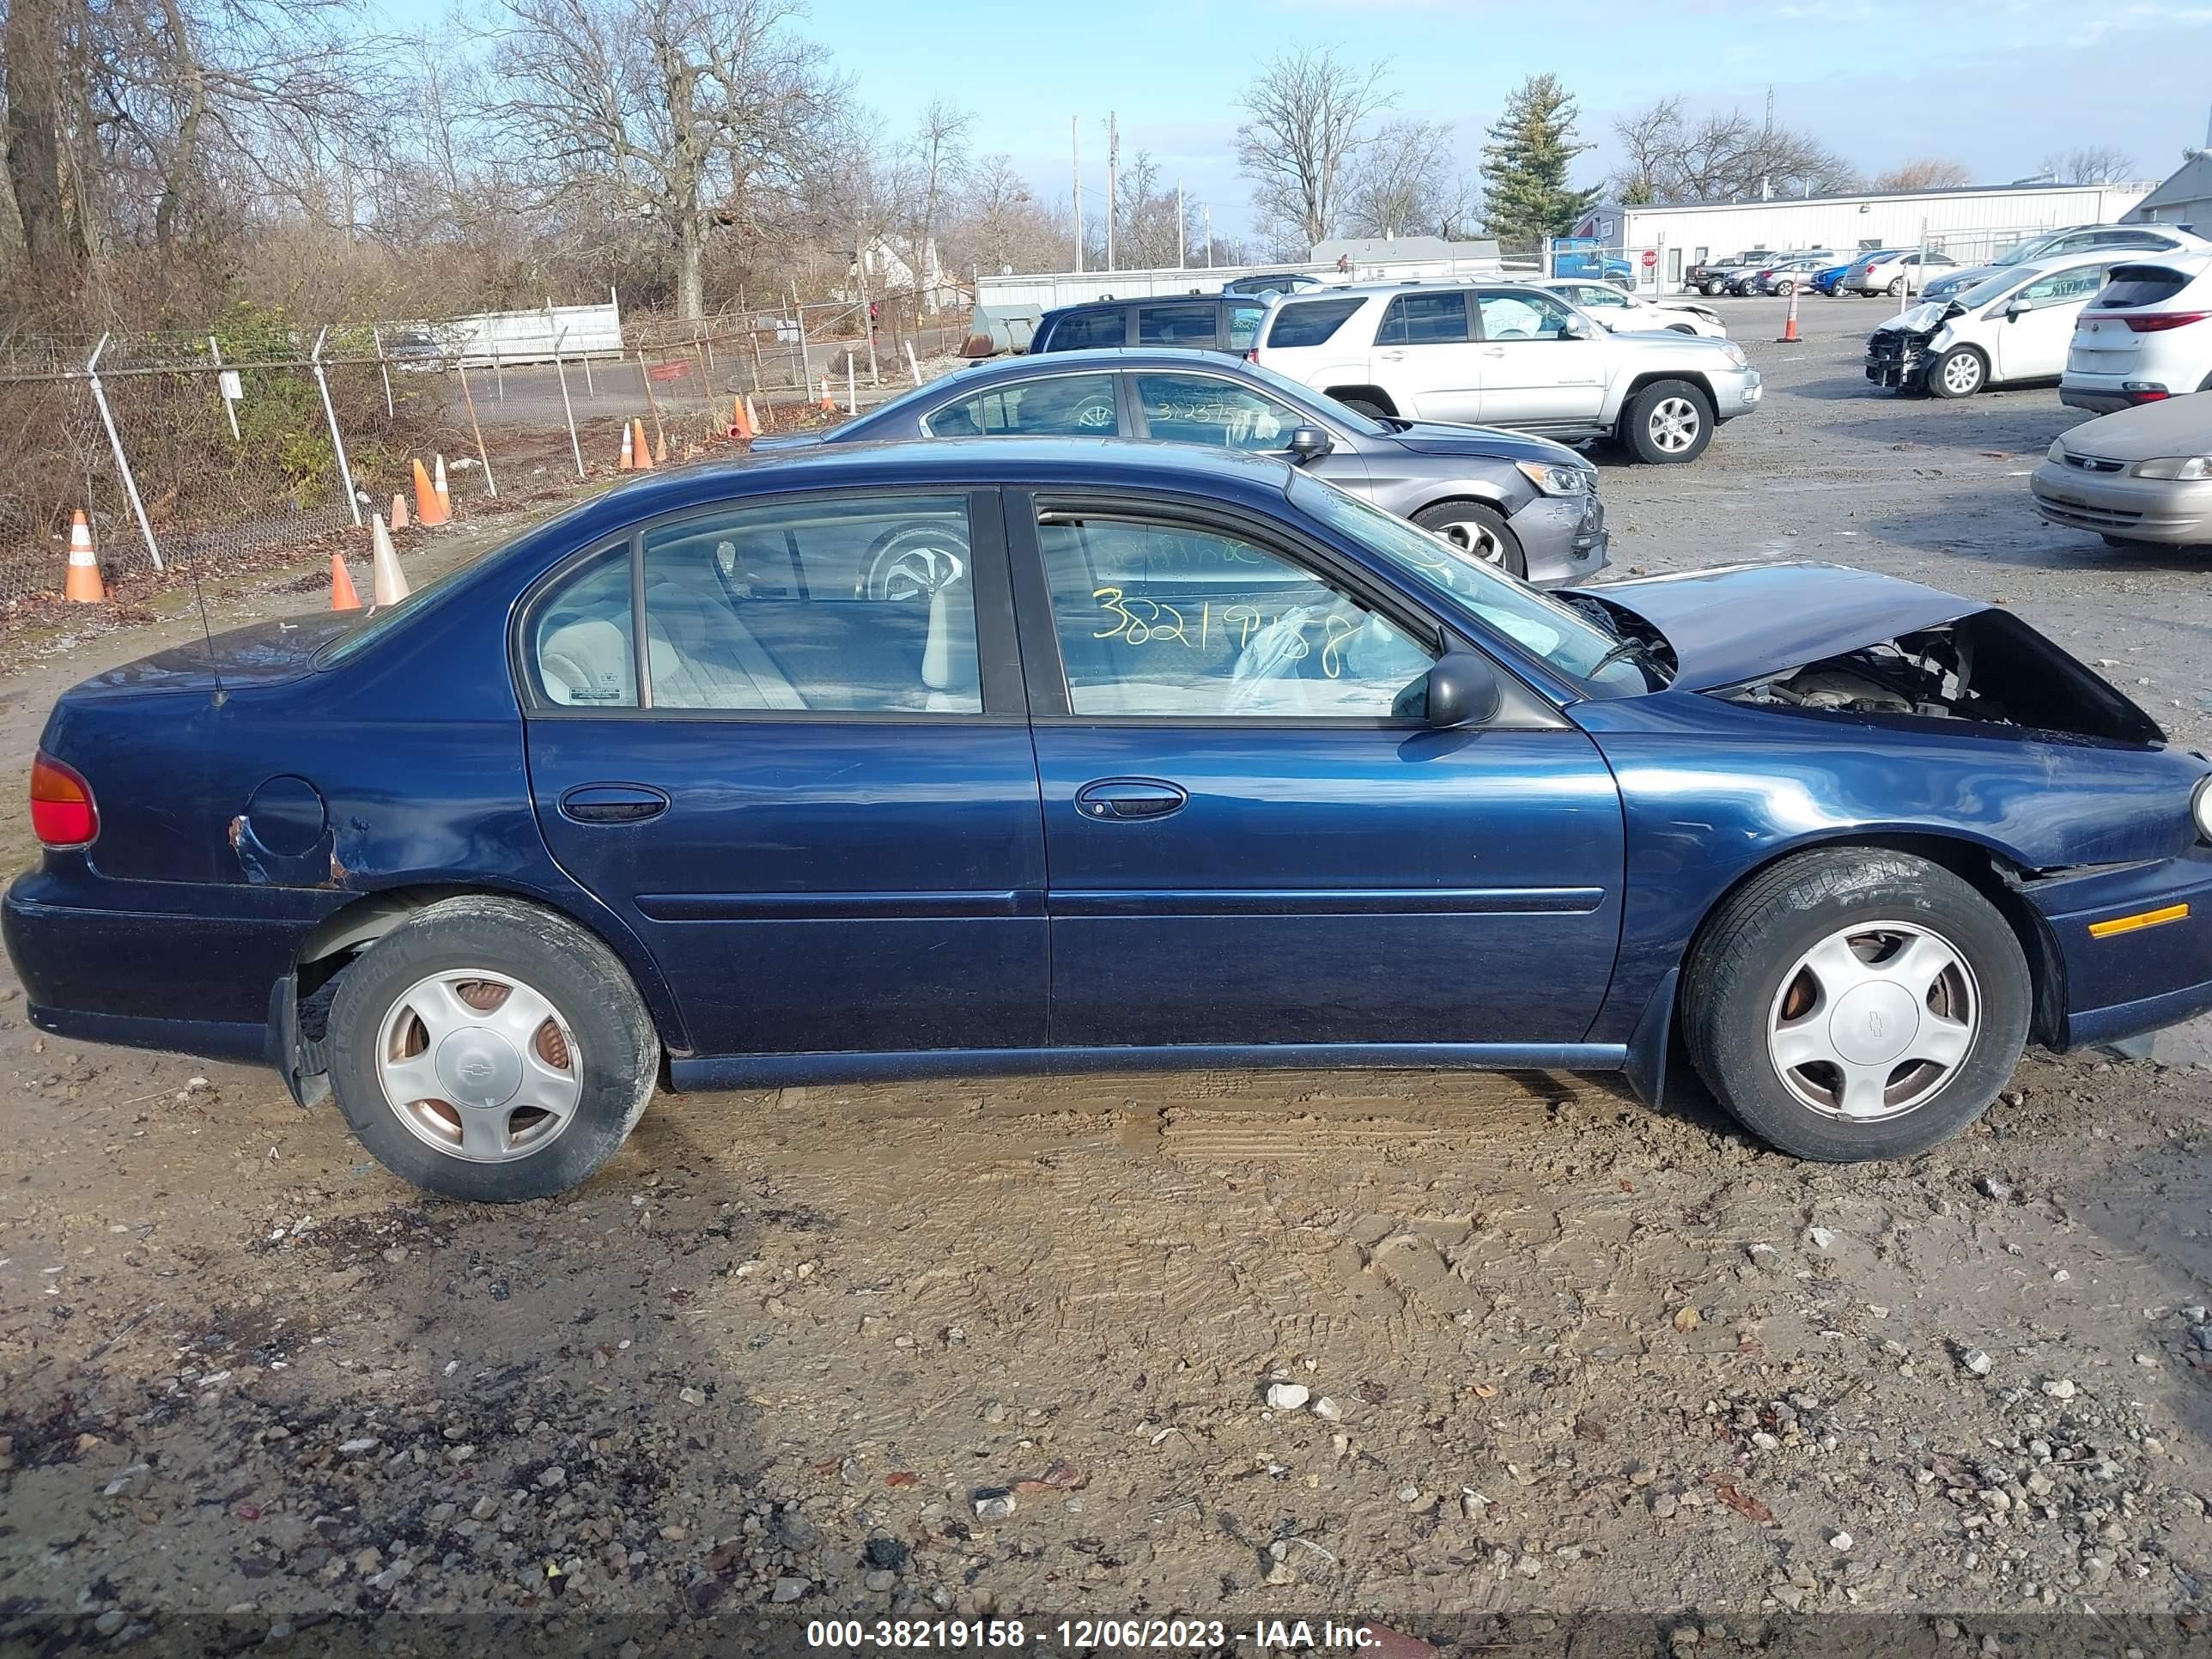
[1345,117,1468,237]
[942,153,1066,276]
[1233,46,1395,251]
[490,0,839,319]
[1605,101,1857,204]
[1607,96,1681,204]
[2041,145,2136,185]
[1870,157,1973,191]
[895,98,971,308]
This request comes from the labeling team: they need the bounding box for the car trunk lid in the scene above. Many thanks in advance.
[67,614,357,702]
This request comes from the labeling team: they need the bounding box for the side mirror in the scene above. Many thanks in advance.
[1413,652,1503,729]
[1285,425,1334,464]
[1564,314,1593,338]
[2003,300,2027,319]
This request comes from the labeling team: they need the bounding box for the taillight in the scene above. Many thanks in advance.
[1245,349,1258,363]
[29,751,97,848]
[2122,312,2210,333]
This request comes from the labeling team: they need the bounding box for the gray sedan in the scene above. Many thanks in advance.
[750,349,1608,585]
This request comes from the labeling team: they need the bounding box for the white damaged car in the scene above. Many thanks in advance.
[1864,255,2118,398]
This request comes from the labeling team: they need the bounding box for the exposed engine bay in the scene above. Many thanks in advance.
[1709,611,2166,745]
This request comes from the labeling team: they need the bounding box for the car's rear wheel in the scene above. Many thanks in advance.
[327,896,659,1201]
[1887,276,1906,297]
[1622,380,1714,464]
[1680,848,2030,1162]
[1773,280,1796,297]
[1928,346,1987,399]
[1412,501,1525,577]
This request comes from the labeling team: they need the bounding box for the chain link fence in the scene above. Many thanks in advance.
[0,289,968,611]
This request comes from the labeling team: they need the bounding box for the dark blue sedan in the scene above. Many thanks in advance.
[9,441,2212,1200]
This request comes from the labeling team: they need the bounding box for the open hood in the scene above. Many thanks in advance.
[1570,562,1981,691]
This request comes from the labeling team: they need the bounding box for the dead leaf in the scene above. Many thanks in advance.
[1709,1475,1777,1525]
[1572,1416,1607,1444]
[1472,1383,1498,1401]
[1673,1305,1701,1333]
[884,1471,920,1488]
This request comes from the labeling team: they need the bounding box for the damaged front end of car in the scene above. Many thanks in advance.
[1709,609,2165,746]
[1864,302,1955,391]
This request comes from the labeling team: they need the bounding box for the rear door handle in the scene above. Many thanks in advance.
[1073,779,1188,822]
[560,783,671,825]
[1376,349,1405,362]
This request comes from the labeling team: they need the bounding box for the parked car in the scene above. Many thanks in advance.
[751,349,1608,584]
[1746,256,1838,298]
[1922,225,2210,306]
[2062,255,2212,414]
[13,441,2210,1200]
[1251,281,1763,463]
[384,329,447,372]
[1844,249,1960,297]
[1529,278,1728,338]
[1030,295,1268,356]
[1811,262,1854,296]
[1688,252,1774,296]
[1864,256,2119,398]
[1221,272,1328,299]
[2033,394,2212,548]
[1551,237,1635,289]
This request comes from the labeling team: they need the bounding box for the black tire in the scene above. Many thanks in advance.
[1702,281,1726,297]
[1887,276,1905,297]
[1773,280,1796,297]
[1411,501,1526,577]
[1620,379,1715,464]
[1927,346,1987,399]
[1680,848,2031,1162]
[1337,395,1391,420]
[326,896,660,1201]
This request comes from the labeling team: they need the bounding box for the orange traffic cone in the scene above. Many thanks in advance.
[617,422,635,471]
[1778,289,1802,343]
[631,418,655,471]
[411,459,447,527]
[369,513,410,605]
[818,376,834,412]
[390,492,409,532]
[433,454,452,520]
[63,510,105,604]
[730,396,754,441]
[330,550,362,611]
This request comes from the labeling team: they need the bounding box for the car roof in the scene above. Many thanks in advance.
[1041,294,1235,317]
[932,347,1296,382]
[2106,251,2212,279]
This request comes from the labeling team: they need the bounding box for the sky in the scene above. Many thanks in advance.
[377,0,2212,246]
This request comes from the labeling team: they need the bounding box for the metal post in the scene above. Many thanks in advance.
[1903,216,1926,316]
[371,325,395,420]
[492,336,505,404]
[905,340,922,386]
[1105,112,1117,272]
[1073,116,1083,274]
[637,345,667,456]
[548,325,585,479]
[846,355,856,415]
[310,326,362,528]
[1176,183,1185,270]
[793,304,810,392]
[1204,205,1212,269]
[750,316,767,393]
[854,255,880,386]
[86,334,163,572]
[456,359,497,498]
[208,335,240,442]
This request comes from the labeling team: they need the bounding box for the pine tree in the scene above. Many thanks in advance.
[1480,74,1601,240]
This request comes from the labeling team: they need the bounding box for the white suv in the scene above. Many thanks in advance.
[1253,282,1764,464]
[2062,254,2212,414]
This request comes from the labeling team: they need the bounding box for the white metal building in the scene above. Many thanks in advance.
[1570,181,2154,293]
[974,239,1504,313]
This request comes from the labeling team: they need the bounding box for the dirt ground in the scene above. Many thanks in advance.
[2,295,2210,1659]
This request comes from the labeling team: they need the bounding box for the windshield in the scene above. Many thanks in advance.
[1954,267,2027,308]
[1288,471,1651,694]
[1238,356,1391,436]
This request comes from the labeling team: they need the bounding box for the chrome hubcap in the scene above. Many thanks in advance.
[1650,398,1700,453]
[378,970,582,1163]
[1433,519,1506,564]
[1766,921,1978,1121]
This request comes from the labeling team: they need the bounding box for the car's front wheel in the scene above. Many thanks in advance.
[327,896,660,1201]
[1929,346,1987,399]
[1412,501,1526,577]
[1680,848,2030,1162]
[1621,380,1715,464]
[1773,280,1796,297]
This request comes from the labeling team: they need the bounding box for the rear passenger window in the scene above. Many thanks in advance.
[1374,292,1468,345]
[535,546,636,707]
[1229,304,1267,350]
[1266,297,1364,348]
[1136,303,1217,346]
[925,374,1119,436]
[627,495,979,714]
[1044,309,1129,349]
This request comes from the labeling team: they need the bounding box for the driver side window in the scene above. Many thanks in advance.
[1035,510,1434,718]
[2015,267,2108,309]
[1133,372,1301,452]
[1477,292,1577,341]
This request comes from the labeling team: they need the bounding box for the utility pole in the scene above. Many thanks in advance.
[1204,205,1213,268]
[1072,117,1083,273]
[1106,112,1118,272]
[1176,183,1185,270]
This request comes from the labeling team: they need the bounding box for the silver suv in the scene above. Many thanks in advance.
[1252,282,1763,464]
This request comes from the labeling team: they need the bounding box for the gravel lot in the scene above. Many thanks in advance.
[1,295,2209,1658]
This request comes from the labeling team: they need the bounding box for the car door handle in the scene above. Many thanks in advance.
[1073,779,1188,822]
[1376,349,1405,362]
[560,783,671,825]
[1481,346,1506,357]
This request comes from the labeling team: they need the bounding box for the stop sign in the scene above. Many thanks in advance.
[1641,249,1658,268]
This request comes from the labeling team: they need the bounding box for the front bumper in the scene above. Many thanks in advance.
[1865,332,1932,390]
[2026,851,2212,1050]
[1712,368,1764,420]
[1513,491,1609,587]
[2032,459,2212,545]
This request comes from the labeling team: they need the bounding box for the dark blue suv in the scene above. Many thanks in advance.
[1031,295,1267,356]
